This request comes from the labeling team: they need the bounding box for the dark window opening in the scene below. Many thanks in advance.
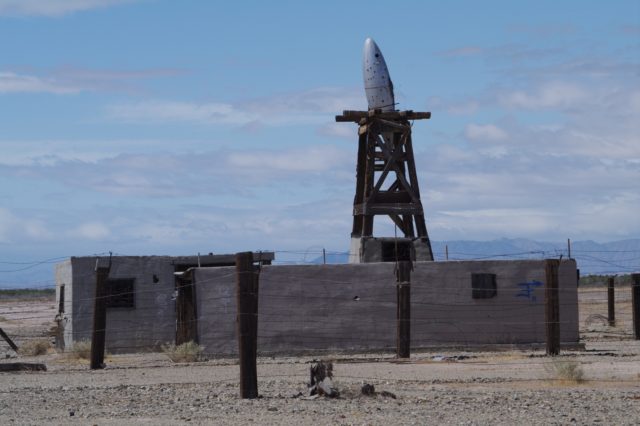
[106,278,135,308]
[381,240,412,262]
[472,273,497,299]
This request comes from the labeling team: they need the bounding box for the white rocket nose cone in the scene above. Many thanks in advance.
[363,37,376,52]
[362,38,395,111]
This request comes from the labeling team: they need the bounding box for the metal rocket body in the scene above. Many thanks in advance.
[363,38,395,111]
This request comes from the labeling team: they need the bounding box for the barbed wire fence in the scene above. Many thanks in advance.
[0,248,638,393]
[1,245,638,287]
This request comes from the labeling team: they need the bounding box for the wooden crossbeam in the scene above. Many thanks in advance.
[336,110,431,122]
[354,203,424,215]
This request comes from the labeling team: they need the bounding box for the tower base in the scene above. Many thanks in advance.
[348,236,433,264]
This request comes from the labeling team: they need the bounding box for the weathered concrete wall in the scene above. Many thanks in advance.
[56,257,578,354]
[195,263,397,355]
[54,260,72,349]
[64,257,176,353]
[350,236,433,263]
[54,253,274,352]
[410,260,579,345]
[194,259,579,355]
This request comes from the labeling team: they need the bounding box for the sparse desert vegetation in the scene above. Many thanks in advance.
[545,358,585,383]
[17,338,51,356]
[0,283,638,424]
[67,339,92,360]
[162,341,205,363]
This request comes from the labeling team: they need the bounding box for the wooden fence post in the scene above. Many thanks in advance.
[0,327,18,352]
[544,259,560,356]
[632,274,640,340]
[607,276,615,326]
[396,261,411,358]
[91,265,110,369]
[236,252,259,398]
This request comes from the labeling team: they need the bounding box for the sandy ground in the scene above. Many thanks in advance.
[1,286,639,425]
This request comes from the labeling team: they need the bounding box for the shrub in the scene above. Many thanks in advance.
[19,339,51,356]
[68,339,92,360]
[545,358,584,383]
[162,341,205,363]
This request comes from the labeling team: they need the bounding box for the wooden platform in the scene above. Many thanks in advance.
[335,109,431,123]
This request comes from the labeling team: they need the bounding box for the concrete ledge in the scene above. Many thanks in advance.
[239,342,585,359]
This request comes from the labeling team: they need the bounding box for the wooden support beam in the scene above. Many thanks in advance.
[91,266,110,370]
[608,276,615,326]
[545,259,560,356]
[354,203,424,215]
[632,274,640,340]
[376,118,410,130]
[396,261,411,358]
[236,251,259,399]
[0,327,18,352]
[336,110,431,122]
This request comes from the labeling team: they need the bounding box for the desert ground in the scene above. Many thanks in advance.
[1,285,639,425]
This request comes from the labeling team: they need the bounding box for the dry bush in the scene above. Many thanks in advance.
[19,339,51,356]
[162,341,205,363]
[67,339,92,360]
[545,358,584,383]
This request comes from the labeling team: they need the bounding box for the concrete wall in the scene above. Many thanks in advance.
[66,256,176,353]
[195,263,397,355]
[54,260,72,349]
[349,236,433,263]
[411,260,578,345]
[54,253,274,353]
[56,257,578,354]
[194,259,579,355]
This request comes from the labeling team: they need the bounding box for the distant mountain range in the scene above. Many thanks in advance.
[1,238,638,289]
[316,238,640,276]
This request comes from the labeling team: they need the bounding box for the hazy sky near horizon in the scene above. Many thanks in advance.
[1,0,638,270]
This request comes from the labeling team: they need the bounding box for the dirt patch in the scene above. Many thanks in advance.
[1,289,639,424]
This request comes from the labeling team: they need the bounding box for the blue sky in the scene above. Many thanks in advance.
[0,0,639,283]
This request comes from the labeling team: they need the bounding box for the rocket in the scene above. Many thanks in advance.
[362,37,395,112]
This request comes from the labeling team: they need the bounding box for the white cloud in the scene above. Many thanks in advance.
[416,60,640,240]
[243,87,364,116]
[0,208,52,242]
[464,123,508,141]
[0,72,79,94]
[0,0,137,17]
[0,144,353,197]
[498,81,588,110]
[447,100,479,115]
[316,123,356,140]
[72,222,110,240]
[438,46,484,57]
[226,146,347,173]
[106,87,364,127]
[433,208,555,237]
[0,139,182,166]
[0,67,183,95]
[107,101,255,125]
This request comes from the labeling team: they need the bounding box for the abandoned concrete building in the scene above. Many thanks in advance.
[55,256,579,355]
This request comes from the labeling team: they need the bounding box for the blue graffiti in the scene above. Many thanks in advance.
[516,280,543,302]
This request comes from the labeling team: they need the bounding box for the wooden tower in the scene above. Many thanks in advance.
[335,109,434,263]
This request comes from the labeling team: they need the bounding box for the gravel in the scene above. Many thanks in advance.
[1,349,639,425]
[2,291,639,425]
